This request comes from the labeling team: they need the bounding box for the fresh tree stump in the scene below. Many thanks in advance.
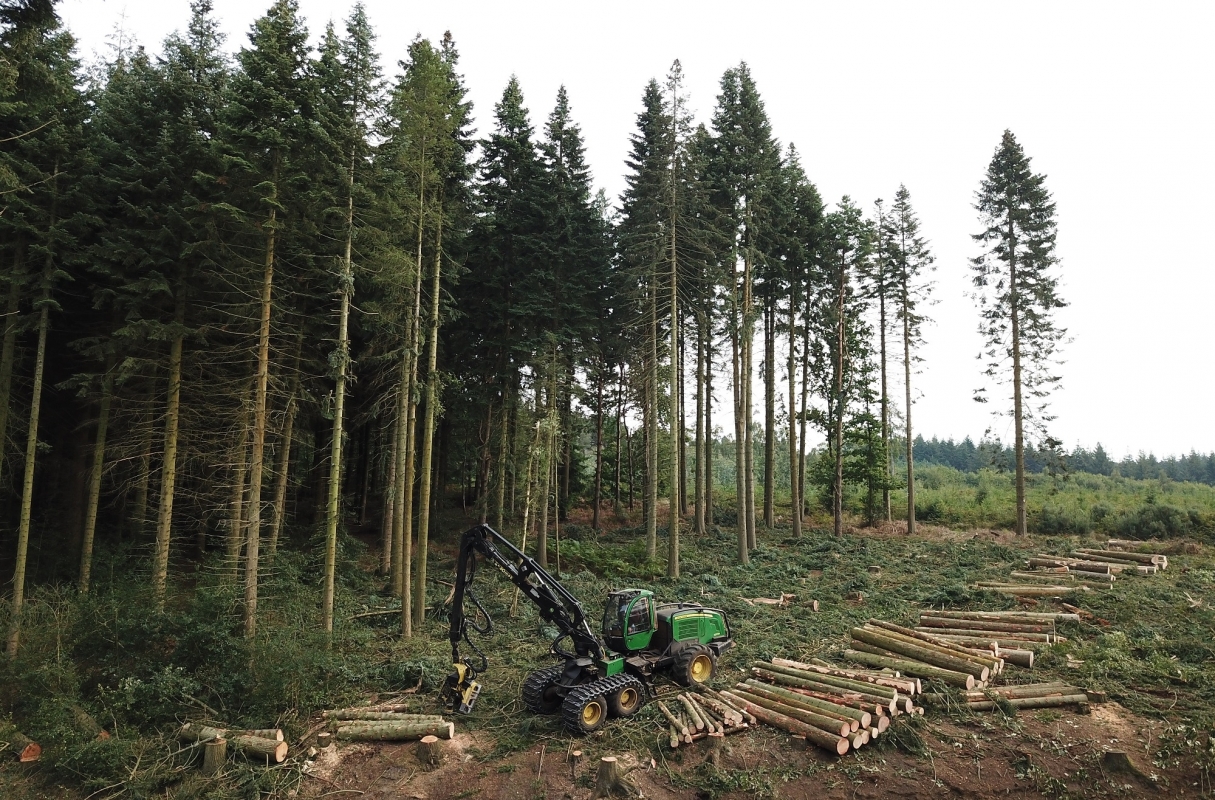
[569,749,583,779]
[706,731,726,767]
[202,738,227,776]
[594,756,638,798]
[5,731,40,762]
[1101,750,1146,777]
[416,734,444,766]
[316,732,333,749]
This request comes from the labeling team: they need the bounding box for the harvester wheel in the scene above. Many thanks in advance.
[521,665,565,714]
[673,645,716,687]
[561,684,610,734]
[607,678,645,718]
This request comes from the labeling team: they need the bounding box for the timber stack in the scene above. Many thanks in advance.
[984,539,1170,596]
[841,618,1013,687]
[916,609,1078,668]
[959,682,1103,713]
[656,691,752,749]
[179,723,288,765]
[707,656,924,756]
[322,706,454,742]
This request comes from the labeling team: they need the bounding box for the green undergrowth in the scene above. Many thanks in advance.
[3,514,1214,798]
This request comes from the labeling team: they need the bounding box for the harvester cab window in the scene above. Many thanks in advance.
[604,594,628,637]
[626,597,652,635]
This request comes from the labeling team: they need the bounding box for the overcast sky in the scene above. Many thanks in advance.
[60,0,1215,459]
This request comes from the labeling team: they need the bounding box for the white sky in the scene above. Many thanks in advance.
[61,0,1215,460]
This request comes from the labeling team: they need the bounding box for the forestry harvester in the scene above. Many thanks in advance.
[440,524,734,734]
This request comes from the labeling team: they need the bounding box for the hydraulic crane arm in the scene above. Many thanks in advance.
[442,524,603,713]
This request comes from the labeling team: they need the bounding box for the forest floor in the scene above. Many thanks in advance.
[292,508,1215,800]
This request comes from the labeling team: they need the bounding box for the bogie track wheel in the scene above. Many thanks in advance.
[521,665,565,714]
[561,685,610,734]
[673,645,716,687]
[607,678,644,718]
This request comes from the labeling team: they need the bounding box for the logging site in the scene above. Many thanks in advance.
[3,0,1214,799]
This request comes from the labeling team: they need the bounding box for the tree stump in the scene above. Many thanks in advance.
[706,731,726,767]
[594,756,638,798]
[5,731,40,762]
[202,738,227,776]
[569,749,583,780]
[316,732,333,749]
[416,734,443,767]
[1101,750,1146,778]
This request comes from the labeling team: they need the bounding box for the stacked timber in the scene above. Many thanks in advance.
[841,619,1007,688]
[719,656,923,755]
[960,682,1099,713]
[1077,547,1168,572]
[657,691,751,749]
[322,707,454,742]
[916,609,1073,667]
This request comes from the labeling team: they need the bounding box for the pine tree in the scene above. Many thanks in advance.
[971,130,1065,536]
[884,185,934,535]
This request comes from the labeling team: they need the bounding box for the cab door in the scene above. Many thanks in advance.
[622,595,655,652]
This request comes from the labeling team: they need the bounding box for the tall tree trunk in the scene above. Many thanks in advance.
[704,330,713,527]
[536,382,553,569]
[626,419,634,510]
[79,357,115,594]
[1009,211,1026,536]
[902,277,916,536]
[731,270,746,563]
[833,252,846,537]
[0,246,24,483]
[879,275,891,524]
[694,315,705,536]
[494,389,509,532]
[244,197,277,638]
[787,284,801,538]
[763,301,775,529]
[152,292,186,607]
[614,365,623,511]
[646,275,658,558]
[131,428,151,540]
[227,401,250,577]
[322,172,356,635]
[592,372,603,531]
[267,387,297,564]
[382,411,398,574]
[477,399,493,525]
[668,222,680,578]
[678,316,687,517]
[743,247,756,551]
[413,215,444,632]
[798,283,812,521]
[6,270,51,657]
[392,353,411,635]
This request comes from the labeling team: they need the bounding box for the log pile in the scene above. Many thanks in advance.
[657,691,752,749]
[959,682,1101,713]
[179,723,288,764]
[981,540,1171,597]
[322,706,454,743]
[697,657,925,756]
[915,609,1079,667]
[840,618,1015,688]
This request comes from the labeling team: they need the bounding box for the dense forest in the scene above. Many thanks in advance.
[1,0,1204,660]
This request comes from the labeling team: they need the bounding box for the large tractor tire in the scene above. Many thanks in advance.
[673,645,716,687]
[521,665,565,714]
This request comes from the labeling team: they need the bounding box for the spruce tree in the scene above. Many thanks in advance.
[971,130,1064,536]
[883,185,934,535]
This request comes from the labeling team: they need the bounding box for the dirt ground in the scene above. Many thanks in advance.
[295,693,1209,799]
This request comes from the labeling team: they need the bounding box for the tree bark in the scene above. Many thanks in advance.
[787,281,800,537]
[1008,208,1026,535]
[0,246,24,484]
[646,271,658,559]
[731,263,746,563]
[613,364,623,512]
[226,401,250,577]
[668,234,680,577]
[267,387,297,565]
[152,292,186,607]
[78,355,114,595]
[5,268,51,657]
[392,353,410,634]
[592,373,603,531]
[763,301,775,529]
[902,270,915,535]
[833,249,846,536]
[742,246,756,551]
[494,387,509,533]
[413,214,444,631]
[694,315,706,536]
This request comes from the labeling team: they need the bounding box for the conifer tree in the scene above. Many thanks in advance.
[971,131,1064,536]
[884,185,934,535]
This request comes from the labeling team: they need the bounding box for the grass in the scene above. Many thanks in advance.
[2,468,1214,798]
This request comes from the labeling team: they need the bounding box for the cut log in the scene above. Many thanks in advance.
[757,661,898,699]
[866,620,1004,667]
[719,691,849,755]
[964,683,1072,700]
[334,720,454,741]
[744,678,872,727]
[920,610,1080,623]
[1029,557,1115,573]
[691,697,722,733]
[700,687,757,725]
[179,723,228,743]
[914,627,1054,643]
[656,701,688,735]
[997,648,1035,669]
[851,627,990,681]
[416,734,444,766]
[323,710,446,721]
[975,585,1085,597]
[5,731,40,762]
[847,729,869,749]
[773,658,918,695]
[678,693,705,731]
[693,692,743,725]
[231,735,288,763]
[668,723,680,749]
[594,756,638,798]
[967,693,1089,711]
[752,667,893,713]
[731,685,854,735]
[243,728,284,741]
[917,616,1054,634]
[1076,549,1165,568]
[843,649,975,689]
[202,738,227,775]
